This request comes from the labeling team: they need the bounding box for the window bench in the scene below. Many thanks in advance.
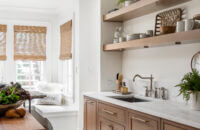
[32,105,78,130]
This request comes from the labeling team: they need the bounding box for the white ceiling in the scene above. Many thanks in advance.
[0,0,74,13]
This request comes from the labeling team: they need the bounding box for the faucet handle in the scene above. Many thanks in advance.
[161,87,168,100]
[154,87,158,98]
[144,86,149,97]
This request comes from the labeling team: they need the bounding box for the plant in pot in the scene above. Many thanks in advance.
[175,69,200,110]
[117,0,134,7]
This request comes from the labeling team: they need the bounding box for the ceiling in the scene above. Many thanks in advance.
[0,0,74,14]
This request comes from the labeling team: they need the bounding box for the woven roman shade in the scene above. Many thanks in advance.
[14,25,47,61]
[0,25,7,60]
[59,20,72,60]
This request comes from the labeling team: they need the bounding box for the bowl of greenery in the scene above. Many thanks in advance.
[175,69,200,110]
[0,83,30,115]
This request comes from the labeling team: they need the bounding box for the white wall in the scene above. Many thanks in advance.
[74,0,101,129]
[100,0,123,92]
[122,0,200,103]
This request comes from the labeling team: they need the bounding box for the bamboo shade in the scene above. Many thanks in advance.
[0,25,7,60]
[59,20,72,60]
[14,25,47,61]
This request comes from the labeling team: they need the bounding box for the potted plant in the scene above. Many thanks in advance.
[175,69,200,110]
[117,0,134,7]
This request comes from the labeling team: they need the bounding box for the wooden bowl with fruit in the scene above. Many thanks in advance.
[0,83,30,116]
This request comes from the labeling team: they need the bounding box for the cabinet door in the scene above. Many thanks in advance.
[98,117,125,130]
[163,124,185,130]
[129,112,160,130]
[162,119,199,130]
[84,97,97,130]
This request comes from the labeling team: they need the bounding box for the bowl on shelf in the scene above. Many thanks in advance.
[0,100,24,116]
[160,26,176,35]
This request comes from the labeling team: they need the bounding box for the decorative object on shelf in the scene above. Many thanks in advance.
[191,51,200,74]
[175,69,200,111]
[119,37,126,42]
[193,14,200,20]
[117,0,139,8]
[125,0,133,7]
[126,33,141,41]
[126,34,134,41]
[176,21,185,32]
[160,26,176,35]
[139,33,147,39]
[108,8,119,14]
[113,27,122,43]
[104,29,200,51]
[185,19,196,31]
[117,0,126,7]
[155,8,182,36]
[146,30,154,37]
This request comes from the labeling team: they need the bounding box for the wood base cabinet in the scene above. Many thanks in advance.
[84,97,97,130]
[84,96,200,130]
[161,120,199,130]
[128,112,160,130]
[98,117,125,130]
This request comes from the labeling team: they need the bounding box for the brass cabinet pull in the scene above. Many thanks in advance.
[103,109,116,116]
[132,117,149,123]
[85,100,95,105]
[108,125,113,130]
[87,101,94,104]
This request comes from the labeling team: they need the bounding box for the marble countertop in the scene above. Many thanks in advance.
[84,92,200,129]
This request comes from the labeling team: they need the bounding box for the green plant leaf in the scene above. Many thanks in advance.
[175,69,200,101]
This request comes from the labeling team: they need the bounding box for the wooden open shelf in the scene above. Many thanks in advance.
[103,29,200,51]
[103,0,191,22]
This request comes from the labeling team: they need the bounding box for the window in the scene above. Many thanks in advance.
[14,25,46,89]
[62,59,73,100]
[16,61,44,87]
[0,24,7,60]
[59,20,73,101]
[14,25,46,61]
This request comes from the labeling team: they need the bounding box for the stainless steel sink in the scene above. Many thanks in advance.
[108,96,149,103]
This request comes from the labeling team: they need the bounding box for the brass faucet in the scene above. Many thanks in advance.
[133,74,154,97]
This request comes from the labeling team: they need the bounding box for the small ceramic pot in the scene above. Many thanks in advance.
[146,30,154,37]
[125,0,133,7]
[119,37,126,42]
[126,34,134,41]
[113,38,119,43]
[191,92,200,111]
[139,33,147,39]
[132,34,140,40]
[185,19,195,31]
[176,21,185,32]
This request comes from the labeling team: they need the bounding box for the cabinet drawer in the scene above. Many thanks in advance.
[98,116,125,130]
[98,102,126,123]
[129,112,160,130]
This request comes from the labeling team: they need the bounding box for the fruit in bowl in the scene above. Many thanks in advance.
[0,83,30,116]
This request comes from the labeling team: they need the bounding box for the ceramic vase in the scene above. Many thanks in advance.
[191,92,200,111]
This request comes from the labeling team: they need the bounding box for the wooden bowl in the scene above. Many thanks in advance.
[0,100,24,116]
[160,26,176,35]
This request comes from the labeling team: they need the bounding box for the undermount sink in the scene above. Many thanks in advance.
[108,96,150,103]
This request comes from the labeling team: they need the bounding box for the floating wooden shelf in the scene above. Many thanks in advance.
[103,29,200,51]
[103,0,191,22]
